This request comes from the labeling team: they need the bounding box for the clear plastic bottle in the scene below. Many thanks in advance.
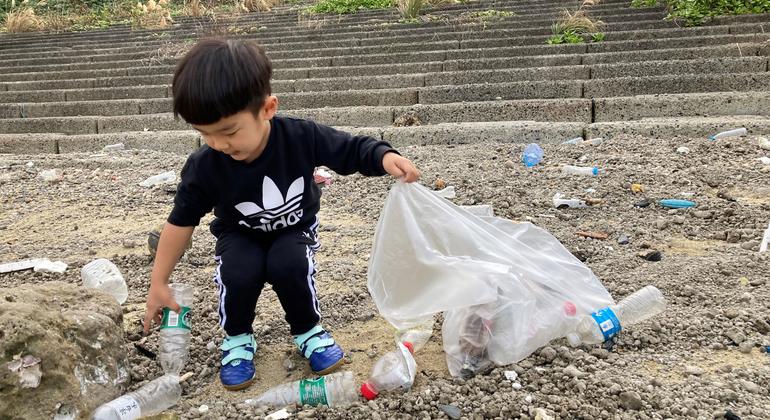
[395,317,434,352]
[360,342,417,400]
[566,286,666,347]
[159,283,194,375]
[522,144,543,167]
[81,259,128,304]
[562,165,601,176]
[91,374,181,420]
[139,171,176,187]
[708,127,746,141]
[561,136,584,145]
[244,371,358,407]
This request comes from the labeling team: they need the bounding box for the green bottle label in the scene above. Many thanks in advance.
[160,306,191,330]
[299,376,328,406]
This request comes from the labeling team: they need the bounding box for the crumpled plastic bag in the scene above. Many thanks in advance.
[367,183,613,375]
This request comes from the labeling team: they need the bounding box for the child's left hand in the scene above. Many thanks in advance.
[383,152,421,183]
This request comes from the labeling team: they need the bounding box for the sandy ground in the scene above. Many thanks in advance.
[1,134,769,419]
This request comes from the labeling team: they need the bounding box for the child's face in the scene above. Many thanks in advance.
[192,96,278,163]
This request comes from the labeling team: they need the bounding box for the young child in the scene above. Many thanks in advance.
[142,38,420,391]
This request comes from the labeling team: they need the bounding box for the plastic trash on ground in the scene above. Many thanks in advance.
[103,143,125,152]
[562,165,601,176]
[360,342,417,400]
[395,316,434,352]
[434,186,456,199]
[245,371,357,407]
[81,259,128,304]
[522,144,543,167]
[553,193,587,209]
[39,169,63,182]
[760,220,770,253]
[139,171,176,187]
[659,199,696,209]
[367,183,613,373]
[92,374,182,419]
[33,259,68,273]
[6,355,42,388]
[159,283,194,375]
[759,137,770,150]
[313,167,333,186]
[709,127,747,141]
[566,286,666,346]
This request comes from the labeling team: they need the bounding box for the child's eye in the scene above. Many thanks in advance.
[226,131,238,137]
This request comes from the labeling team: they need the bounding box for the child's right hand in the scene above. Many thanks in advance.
[143,283,181,335]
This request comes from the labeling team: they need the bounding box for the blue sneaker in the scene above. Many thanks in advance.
[294,325,345,375]
[219,333,256,391]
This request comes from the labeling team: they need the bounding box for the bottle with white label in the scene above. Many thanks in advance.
[159,283,194,375]
[244,371,358,407]
[566,286,666,347]
[562,165,601,176]
[91,374,181,420]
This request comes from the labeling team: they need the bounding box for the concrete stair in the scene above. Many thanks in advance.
[1,0,770,154]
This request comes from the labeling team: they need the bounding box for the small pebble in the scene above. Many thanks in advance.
[438,404,461,419]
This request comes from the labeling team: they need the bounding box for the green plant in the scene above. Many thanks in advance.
[551,9,604,35]
[632,0,770,25]
[306,0,394,14]
[591,31,605,42]
[397,0,422,19]
[547,29,585,44]
[467,9,513,19]
[630,0,656,7]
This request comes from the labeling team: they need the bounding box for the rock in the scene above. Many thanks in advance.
[741,240,760,251]
[740,380,760,393]
[534,408,554,420]
[639,250,663,262]
[724,308,740,319]
[693,210,712,219]
[655,219,668,230]
[619,391,644,410]
[749,277,766,286]
[672,215,686,225]
[738,292,752,303]
[283,357,296,371]
[726,231,741,243]
[617,234,630,245]
[753,318,770,334]
[539,346,557,363]
[717,189,736,201]
[684,365,705,376]
[725,329,746,344]
[393,111,422,127]
[504,160,515,169]
[438,404,461,419]
[738,341,753,354]
[634,198,652,208]
[0,282,128,419]
[563,365,587,378]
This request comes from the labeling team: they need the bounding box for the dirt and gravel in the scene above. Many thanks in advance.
[1,134,769,419]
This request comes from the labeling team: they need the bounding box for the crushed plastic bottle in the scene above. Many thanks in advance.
[456,311,494,379]
[39,169,63,182]
[245,371,358,408]
[103,143,125,152]
[561,165,601,176]
[522,144,543,167]
[553,193,587,209]
[159,283,194,375]
[81,259,128,304]
[561,136,584,145]
[360,342,417,400]
[91,374,181,420]
[139,171,176,188]
[760,220,769,253]
[566,286,666,347]
[395,317,434,352]
[708,127,747,141]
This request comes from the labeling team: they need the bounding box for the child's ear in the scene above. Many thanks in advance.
[261,95,278,120]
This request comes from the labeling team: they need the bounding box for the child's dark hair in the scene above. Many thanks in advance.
[172,38,273,125]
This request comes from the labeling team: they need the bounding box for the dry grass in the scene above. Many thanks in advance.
[241,0,276,12]
[551,9,604,35]
[4,7,43,33]
[397,0,424,19]
[183,0,207,17]
[132,0,173,29]
[581,0,601,7]
[297,9,328,29]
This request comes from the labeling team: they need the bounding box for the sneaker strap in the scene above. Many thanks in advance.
[293,325,335,359]
[221,334,256,366]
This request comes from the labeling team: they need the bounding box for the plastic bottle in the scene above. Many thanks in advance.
[561,165,601,176]
[360,342,417,400]
[244,371,358,407]
[553,193,587,209]
[566,286,666,347]
[81,259,128,304]
[395,317,434,352]
[139,171,176,187]
[521,144,543,167]
[91,374,181,420]
[103,143,125,152]
[159,283,194,375]
[561,137,584,145]
[457,312,494,379]
[759,220,769,253]
[709,127,747,141]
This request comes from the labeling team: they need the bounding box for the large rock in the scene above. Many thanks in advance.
[0,282,129,419]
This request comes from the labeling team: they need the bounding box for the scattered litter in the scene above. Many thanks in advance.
[360,342,416,400]
[576,231,609,240]
[198,405,209,414]
[679,192,696,198]
[434,186,456,199]
[562,136,584,145]
[522,143,544,167]
[395,318,434,352]
[562,137,603,146]
[504,370,518,381]
[760,220,769,253]
[26,161,34,168]
[759,137,770,150]
[0,258,48,274]
[434,178,446,190]
[81,259,128,304]
[6,355,42,388]
[709,127,747,141]
[438,404,462,419]
[313,167,333,186]
[659,199,696,209]
[246,371,357,407]
[553,193,587,209]
[759,157,770,165]
[585,188,597,193]
[139,171,176,187]
[630,184,644,193]
[639,250,663,261]
[562,165,601,176]
[676,146,690,154]
[103,143,125,152]
[39,169,63,182]
[33,260,68,273]
[92,374,182,419]
[724,410,742,420]
[634,198,652,208]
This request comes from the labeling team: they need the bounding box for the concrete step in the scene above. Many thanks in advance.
[586,115,770,139]
[594,91,770,121]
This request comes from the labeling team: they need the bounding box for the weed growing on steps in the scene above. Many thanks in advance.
[131,0,172,28]
[239,0,277,13]
[397,0,423,19]
[547,9,605,44]
[466,9,513,19]
[306,0,394,14]
[632,0,770,25]
[3,5,42,32]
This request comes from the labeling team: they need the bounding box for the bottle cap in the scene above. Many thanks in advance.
[360,382,378,400]
[401,341,414,354]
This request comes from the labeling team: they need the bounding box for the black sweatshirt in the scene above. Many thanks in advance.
[168,116,396,234]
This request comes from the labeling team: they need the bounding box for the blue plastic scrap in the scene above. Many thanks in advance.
[659,199,696,209]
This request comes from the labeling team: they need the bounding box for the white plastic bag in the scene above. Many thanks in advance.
[368,183,613,374]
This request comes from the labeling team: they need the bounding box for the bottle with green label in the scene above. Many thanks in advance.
[244,371,358,408]
[159,283,194,375]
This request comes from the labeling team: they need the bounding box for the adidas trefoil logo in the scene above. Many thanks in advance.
[235,176,305,232]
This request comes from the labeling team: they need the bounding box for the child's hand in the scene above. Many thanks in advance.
[143,283,181,335]
[383,152,420,183]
